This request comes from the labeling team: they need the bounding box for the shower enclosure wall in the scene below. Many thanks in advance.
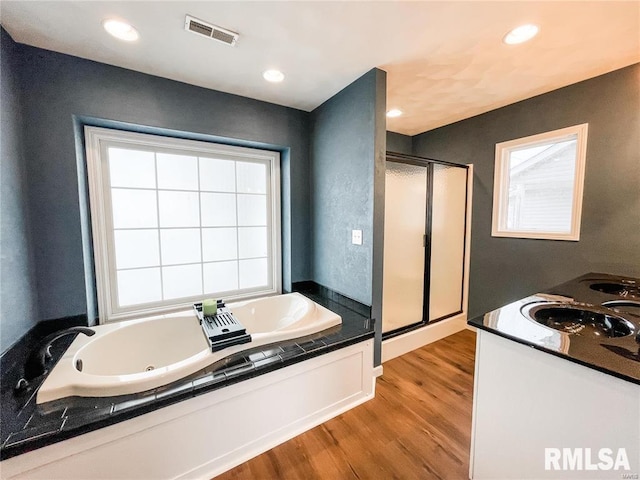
[382,152,470,337]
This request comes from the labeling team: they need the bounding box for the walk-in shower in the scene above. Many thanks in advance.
[382,152,469,337]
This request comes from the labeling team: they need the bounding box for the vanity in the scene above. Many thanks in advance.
[468,273,640,479]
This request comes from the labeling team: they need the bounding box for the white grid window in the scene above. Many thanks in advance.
[492,124,588,241]
[85,127,281,322]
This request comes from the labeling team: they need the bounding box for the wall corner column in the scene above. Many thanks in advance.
[371,68,387,366]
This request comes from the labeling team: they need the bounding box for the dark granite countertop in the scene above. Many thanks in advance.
[0,291,374,460]
[469,273,640,385]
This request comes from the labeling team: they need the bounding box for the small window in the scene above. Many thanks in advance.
[85,127,281,322]
[491,124,588,241]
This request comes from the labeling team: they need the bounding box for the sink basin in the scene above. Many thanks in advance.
[602,300,640,318]
[589,282,640,298]
[522,302,635,339]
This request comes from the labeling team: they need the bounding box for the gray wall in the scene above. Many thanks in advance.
[310,69,385,307]
[0,30,39,352]
[16,44,311,321]
[413,64,640,318]
[386,131,412,155]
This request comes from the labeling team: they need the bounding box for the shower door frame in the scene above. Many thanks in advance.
[382,152,470,340]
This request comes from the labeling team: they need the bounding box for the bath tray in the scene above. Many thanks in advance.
[193,301,252,352]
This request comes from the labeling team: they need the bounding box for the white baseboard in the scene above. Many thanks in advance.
[373,365,383,378]
[381,313,467,363]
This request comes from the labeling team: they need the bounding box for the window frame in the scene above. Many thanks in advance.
[85,126,282,323]
[491,123,588,241]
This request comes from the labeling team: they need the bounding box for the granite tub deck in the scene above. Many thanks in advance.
[0,292,374,460]
[469,272,640,385]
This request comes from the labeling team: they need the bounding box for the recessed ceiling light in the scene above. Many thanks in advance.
[503,24,539,45]
[103,19,139,42]
[386,109,403,118]
[263,70,285,83]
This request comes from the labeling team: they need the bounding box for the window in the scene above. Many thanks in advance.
[85,127,281,322]
[491,124,588,241]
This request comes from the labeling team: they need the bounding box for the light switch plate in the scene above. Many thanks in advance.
[352,229,363,245]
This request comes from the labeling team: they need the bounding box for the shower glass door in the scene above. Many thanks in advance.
[382,153,469,337]
[429,164,468,320]
[382,161,427,333]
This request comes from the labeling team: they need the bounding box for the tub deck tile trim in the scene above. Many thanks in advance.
[3,418,65,449]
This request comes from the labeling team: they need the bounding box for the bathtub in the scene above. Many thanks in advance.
[37,293,341,404]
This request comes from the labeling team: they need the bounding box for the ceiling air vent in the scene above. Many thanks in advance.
[184,15,239,46]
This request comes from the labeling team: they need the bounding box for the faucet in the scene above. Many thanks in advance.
[16,327,95,390]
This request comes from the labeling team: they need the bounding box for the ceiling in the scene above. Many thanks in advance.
[1,1,639,136]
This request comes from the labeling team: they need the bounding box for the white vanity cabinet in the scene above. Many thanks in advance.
[470,331,640,480]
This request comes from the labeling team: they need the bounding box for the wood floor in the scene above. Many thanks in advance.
[216,329,476,480]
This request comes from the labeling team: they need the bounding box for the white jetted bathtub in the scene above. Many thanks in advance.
[37,293,341,403]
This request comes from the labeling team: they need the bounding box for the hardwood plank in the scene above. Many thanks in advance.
[215,329,476,479]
